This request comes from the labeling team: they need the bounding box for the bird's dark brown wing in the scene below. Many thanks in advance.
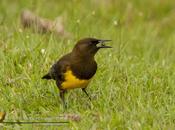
[46,53,71,83]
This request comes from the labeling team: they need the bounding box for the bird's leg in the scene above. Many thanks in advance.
[82,88,91,101]
[56,80,67,108]
[60,89,67,108]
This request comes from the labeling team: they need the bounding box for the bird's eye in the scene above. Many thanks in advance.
[91,40,99,44]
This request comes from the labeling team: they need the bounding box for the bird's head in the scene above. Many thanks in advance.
[72,38,112,58]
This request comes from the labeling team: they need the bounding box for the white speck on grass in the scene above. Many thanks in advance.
[28,63,32,69]
[26,35,29,39]
[113,20,118,26]
[41,49,46,54]
[76,19,80,24]
[18,28,23,33]
[92,11,95,15]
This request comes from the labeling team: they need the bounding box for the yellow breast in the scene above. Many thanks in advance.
[61,70,91,89]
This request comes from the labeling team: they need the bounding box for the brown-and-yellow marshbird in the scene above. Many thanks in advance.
[42,38,111,107]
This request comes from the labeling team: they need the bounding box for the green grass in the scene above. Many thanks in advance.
[1,0,175,129]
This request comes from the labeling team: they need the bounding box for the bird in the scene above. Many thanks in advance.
[42,38,111,107]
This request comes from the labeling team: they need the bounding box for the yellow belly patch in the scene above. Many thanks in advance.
[61,70,91,89]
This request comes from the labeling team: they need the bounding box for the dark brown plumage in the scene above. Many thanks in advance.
[42,38,111,107]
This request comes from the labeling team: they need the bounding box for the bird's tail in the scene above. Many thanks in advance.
[42,73,52,79]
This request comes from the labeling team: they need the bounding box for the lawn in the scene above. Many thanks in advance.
[1,0,175,129]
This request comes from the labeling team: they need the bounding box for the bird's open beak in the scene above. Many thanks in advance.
[97,40,112,48]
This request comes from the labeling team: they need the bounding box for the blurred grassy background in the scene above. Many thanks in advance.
[1,0,175,129]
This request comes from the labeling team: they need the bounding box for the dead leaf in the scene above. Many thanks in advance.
[0,112,6,122]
